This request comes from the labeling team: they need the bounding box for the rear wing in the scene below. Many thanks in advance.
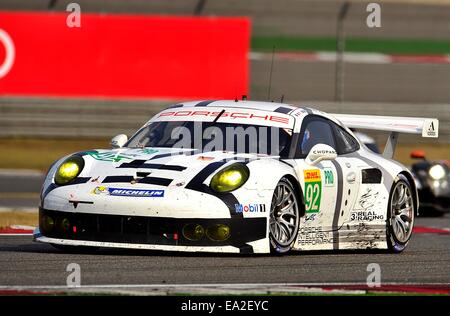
[332,114,439,158]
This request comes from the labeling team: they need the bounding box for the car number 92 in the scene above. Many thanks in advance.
[304,169,322,214]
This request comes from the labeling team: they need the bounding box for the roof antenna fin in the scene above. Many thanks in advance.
[267,45,275,101]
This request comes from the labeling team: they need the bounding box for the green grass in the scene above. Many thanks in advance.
[251,36,450,55]
[0,138,109,171]
[0,211,38,228]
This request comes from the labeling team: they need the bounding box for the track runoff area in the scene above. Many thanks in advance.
[0,213,450,296]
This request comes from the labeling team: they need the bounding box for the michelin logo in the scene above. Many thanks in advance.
[235,203,266,213]
[92,186,164,197]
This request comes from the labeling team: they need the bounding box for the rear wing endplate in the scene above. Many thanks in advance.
[332,114,439,158]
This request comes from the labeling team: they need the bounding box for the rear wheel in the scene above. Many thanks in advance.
[387,175,415,253]
[269,178,301,253]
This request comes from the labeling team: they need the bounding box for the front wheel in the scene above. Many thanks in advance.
[269,178,301,253]
[387,175,415,253]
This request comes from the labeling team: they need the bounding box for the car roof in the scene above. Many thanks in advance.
[170,100,299,113]
[167,100,344,126]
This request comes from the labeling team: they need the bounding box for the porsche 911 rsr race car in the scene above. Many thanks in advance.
[33,100,439,254]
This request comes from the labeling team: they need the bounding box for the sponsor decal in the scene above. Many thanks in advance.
[92,186,109,195]
[92,186,164,197]
[423,119,438,138]
[303,169,322,213]
[158,110,291,125]
[350,211,384,222]
[324,168,334,186]
[87,151,134,162]
[305,213,317,222]
[312,149,336,155]
[298,227,332,246]
[234,203,266,213]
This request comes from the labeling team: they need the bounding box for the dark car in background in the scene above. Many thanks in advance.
[410,150,450,215]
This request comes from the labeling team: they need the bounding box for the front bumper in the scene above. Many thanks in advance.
[34,208,268,254]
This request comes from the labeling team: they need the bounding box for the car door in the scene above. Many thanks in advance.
[330,123,364,247]
[292,115,362,250]
[292,116,340,250]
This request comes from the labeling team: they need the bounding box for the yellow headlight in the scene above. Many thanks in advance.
[206,224,231,241]
[210,163,249,193]
[58,218,71,233]
[182,224,205,241]
[41,215,54,233]
[54,156,84,185]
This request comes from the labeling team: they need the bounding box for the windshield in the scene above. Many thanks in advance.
[126,121,293,157]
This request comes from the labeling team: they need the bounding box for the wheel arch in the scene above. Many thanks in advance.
[398,171,419,216]
[282,174,306,218]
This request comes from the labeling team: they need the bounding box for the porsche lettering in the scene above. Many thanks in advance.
[158,110,290,124]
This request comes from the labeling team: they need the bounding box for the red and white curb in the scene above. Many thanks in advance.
[0,225,34,235]
[249,51,450,65]
[413,226,450,235]
[0,283,449,295]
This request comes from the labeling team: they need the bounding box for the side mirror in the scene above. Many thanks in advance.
[111,134,128,149]
[306,144,337,165]
[410,150,426,160]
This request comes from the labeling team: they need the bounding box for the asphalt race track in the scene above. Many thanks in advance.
[0,174,450,293]
[0,224,450,287]
[0,172,42,210]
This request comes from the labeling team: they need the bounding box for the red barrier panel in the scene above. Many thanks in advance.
[0,11,250,100]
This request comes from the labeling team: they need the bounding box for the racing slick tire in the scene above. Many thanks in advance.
[269,177,301,254]
[387,174,415,253]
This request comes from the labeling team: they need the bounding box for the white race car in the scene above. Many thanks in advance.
[34,100,439,254]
